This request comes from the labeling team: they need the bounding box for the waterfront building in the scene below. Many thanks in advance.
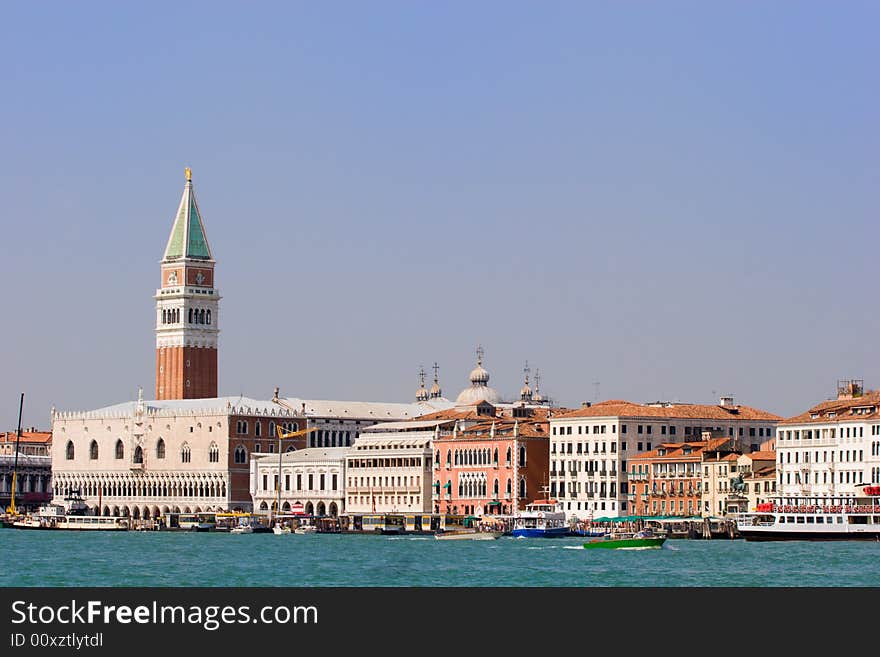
[50,393,309,518]
[0,454,52,512]
[700,438,746,516]
[1,429,52,456]
[549,397,782,520]
[251,447,347,516]
[776,380,880,501]
[628,438,729,518]
[433,410,551,516]
[155,168,220,400]
[739,450,776,511]
[344,420,442,514]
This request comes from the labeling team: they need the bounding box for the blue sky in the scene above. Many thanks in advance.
[1,2,877,429]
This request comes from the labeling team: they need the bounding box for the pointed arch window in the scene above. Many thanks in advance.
[156,438,165,459]
[181,443,191,464]
[115,439,124,460]
[234,445,247,464]
[208,442,219,463]
[66,441,75,460]
[134,445,143,464]
[89,440,98,460]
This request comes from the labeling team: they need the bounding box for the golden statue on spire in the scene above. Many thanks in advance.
[185,167,192,182]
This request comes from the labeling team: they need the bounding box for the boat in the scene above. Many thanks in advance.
[178,512,216,532]
[294,524,317,535]
[583,528,666,550]
[230,520,254,535]
[272,524,292,535]
[10,490,129,531]
[434,529,502,541]
[510,499,570,538]
[735,487,880,541]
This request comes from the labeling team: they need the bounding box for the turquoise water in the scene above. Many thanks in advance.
[3,530,880,586]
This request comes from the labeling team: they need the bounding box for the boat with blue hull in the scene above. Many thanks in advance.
[511,499,569,538]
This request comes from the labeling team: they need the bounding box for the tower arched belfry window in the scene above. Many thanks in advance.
[207,310,211,324]
[156,438,165,459]
[188,308,193,324]
[234,444,247,464]
[115,439,124,460]
[66,441,75,460]
[89,440,98,460]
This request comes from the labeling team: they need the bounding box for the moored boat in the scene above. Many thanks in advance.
[735,487,880,541]
[511,499,569,538]
[434,529,502,541]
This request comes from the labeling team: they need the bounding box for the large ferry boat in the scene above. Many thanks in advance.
[511,499,570,538]
[735,486,880,541]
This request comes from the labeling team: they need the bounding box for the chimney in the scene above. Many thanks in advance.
[719,396,734,407]
[581,401,591,409]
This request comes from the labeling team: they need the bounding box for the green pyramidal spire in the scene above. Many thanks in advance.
[162,167,213,261]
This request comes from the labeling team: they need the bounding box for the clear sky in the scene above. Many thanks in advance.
[2,2,877,429]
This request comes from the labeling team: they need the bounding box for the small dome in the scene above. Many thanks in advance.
[430,382,442,397]
[469,364,490,385]
[416,385,429,402]
[520,383,532,399]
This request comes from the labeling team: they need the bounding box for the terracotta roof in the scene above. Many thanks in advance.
[745,450,776,461]
[0,431,52,444]
[631,441,711,461]
[436,418,549,442]
[781,391,880,425]
[555,399,782,422]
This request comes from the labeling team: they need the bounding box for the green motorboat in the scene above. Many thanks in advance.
[583,530,666,550]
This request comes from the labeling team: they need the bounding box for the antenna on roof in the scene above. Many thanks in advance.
[593,381,600,402]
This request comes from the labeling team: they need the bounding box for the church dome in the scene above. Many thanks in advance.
[469,364,490,385]
[455,384,502,405]
[456,347,501,405]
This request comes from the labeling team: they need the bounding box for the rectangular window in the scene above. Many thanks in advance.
[661,426,667,435]
[297,474,302,490]
[638,425,643,434]
[320,474,325,490]
[621,425,627,434]
[308,474,313,490]
[637,442,643,451]
[669,426,676,436]
[262,474,267,491]
[646,426,652,435]
[621,442,627,451]
[285,475,290,491]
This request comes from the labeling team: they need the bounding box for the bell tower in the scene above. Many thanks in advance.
[155,167,220,399]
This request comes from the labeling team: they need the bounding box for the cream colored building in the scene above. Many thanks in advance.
[251,447,347,517]
[739,451,777,511]
[550,397,781,520]
[50,393,304,519]
[345,420,439,514]
[776,383,880,501]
